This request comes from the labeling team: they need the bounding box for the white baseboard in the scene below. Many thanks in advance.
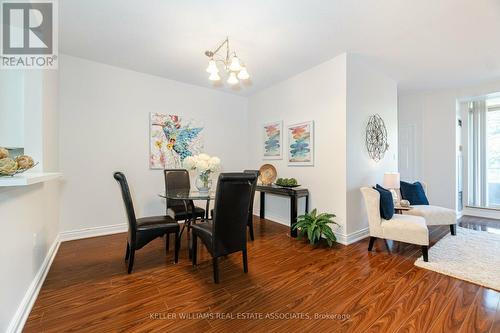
[253,211,369,245]
[337,227,370,245]
[462,207,500,220]
[9,224,128,332]
[59,223,127,242]
[7,235,60,333]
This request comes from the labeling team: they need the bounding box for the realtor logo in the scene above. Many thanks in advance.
[1,0,58,69]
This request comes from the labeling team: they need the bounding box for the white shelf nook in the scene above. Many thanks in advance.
[0,172,62,187]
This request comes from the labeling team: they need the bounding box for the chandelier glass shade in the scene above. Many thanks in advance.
[205,37,250,86]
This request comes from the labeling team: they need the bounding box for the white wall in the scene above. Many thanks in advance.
[398,80,500,211]
[0,71,24,148]
[0,70,60,333]
[247,53,398,239]
[58,55,248,233]
[247,54,348,233]
[346,54,398,235]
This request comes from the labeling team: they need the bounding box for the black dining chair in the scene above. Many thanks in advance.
[114,172,180,273]
[191,172,257,283]
[164,169,206,220]
[243,169,259,241]
[210,169,259,240]
[163,169,206,249]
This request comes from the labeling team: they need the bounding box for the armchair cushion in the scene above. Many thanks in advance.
[373,185,394,220]
[382,214,429,246]
[404,205,457,226]
[400,181,429,205]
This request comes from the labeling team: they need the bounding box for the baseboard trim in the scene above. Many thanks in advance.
[59,223,127,242]
[341,227,370,245]
[253,211,368,245]
[461,207,500,220]
[7,235,60,333]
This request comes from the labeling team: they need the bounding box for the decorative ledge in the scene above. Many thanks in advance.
[0,172,62,187]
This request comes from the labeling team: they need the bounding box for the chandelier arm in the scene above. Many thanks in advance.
[210,37,229,57]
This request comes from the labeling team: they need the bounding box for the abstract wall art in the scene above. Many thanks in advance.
[287,121,314,166]
[263,121,283,159]
[149,113,204,169]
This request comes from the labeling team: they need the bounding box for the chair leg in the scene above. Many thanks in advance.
[368,237,376,251]
[165,233,170,253]
[191,233,197,266]
[242,249,248,273]
[248,217,255,241]
[384,239,391,253]
[125,242,130,261]
[127,248,135,274]
[422,246,429,262]
[174,231,180,264]
[450,224,457,236]
[212,257,220,283]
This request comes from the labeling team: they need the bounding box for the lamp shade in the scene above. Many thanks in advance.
[227,72,239,85]
[229,56,242,72]
[383,172,400,189]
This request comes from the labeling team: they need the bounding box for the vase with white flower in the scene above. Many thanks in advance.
[183,153,221,194]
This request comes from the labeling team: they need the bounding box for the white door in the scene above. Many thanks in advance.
[399,124,416,181]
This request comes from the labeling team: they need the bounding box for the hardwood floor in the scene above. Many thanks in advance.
[25,216,500,332]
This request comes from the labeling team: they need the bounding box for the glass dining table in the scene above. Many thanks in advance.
[158,189,216,257]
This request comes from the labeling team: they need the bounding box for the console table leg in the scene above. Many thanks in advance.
[260,192,265,219]
[305,195,309,213]
[290,196,298,237]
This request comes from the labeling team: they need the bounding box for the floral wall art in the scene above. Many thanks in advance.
[287,121,314,166]
[263,121,283,159]
[149,113,204,169]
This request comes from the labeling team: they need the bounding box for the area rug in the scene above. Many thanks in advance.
[415,227,500,291]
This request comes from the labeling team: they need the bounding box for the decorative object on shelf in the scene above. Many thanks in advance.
[183,153,221,194]
[287,121,314,166]
[293,209,339,247]
[383,172,400,205]
[258,164,277,185]
[263,121,283,160]
[366,114,389,162]
[275,178,300,188]
[204,37,250,86]
[16,155,34,170]
[150,113,204,169]
[400,199,410,207]
[0,147,8,159]
[0,149,38,177]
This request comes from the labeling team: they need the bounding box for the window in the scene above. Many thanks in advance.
[468,97,500,208]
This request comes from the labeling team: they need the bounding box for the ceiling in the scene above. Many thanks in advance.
[60,0,500,96]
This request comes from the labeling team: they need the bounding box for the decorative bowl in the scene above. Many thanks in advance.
[259,164,277,185]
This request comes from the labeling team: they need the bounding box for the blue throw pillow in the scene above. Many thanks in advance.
[373,184,394,220]
[400,181,429,205]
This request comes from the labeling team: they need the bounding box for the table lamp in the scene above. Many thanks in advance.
[383,172,400,205]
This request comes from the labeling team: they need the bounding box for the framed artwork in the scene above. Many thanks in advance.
[287,121,314,166]
[263,121,283,159]
[149,113,204,169]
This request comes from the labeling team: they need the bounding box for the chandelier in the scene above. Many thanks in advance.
[204,37,250,85]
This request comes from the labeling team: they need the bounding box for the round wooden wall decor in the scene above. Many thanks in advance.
[365,114,389,162]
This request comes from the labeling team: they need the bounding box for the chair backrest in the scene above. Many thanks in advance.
[113,172,137,240]
[243,170,259,216]
[360,187,383,237]
[164,169,191,208]
[212,173,257,256]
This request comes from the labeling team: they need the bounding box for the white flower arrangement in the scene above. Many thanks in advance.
[183,153,221,173]
[183,154,221,192]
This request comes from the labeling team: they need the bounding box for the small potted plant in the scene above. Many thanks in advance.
[293,209,339,247]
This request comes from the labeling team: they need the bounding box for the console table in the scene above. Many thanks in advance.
[256,185,309,237]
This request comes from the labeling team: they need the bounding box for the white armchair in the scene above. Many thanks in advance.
[398,182,457,235]
[360,187,430,261]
